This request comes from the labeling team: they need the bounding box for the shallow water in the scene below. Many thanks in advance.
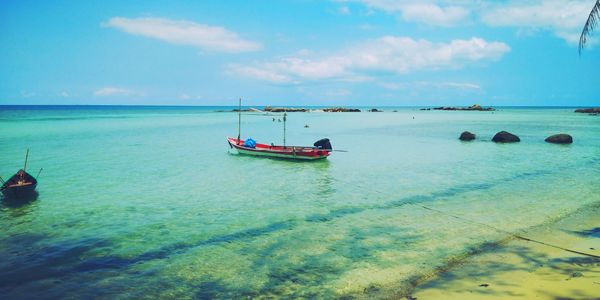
[1,106,599,298]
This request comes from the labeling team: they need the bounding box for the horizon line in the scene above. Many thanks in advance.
[0,104,597,108]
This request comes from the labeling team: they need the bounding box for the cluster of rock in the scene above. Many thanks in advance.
[229,109,254,112]
[574,107,600,115]
[368,108,382,112]
[263,106,308,112]
[421,104,494,111]
[251,106,363,112]
[322,107,361,112]
[459,131,572,144]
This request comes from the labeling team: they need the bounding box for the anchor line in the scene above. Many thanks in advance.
[414,204,600,259]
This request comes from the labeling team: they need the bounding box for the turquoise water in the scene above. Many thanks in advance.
[1,106,599,298]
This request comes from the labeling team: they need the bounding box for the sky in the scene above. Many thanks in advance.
[0,0,599,106]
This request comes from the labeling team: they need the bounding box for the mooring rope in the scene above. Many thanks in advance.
[414,204,600,259]
[330,176,600,259]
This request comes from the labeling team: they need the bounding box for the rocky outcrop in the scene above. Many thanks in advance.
[574,107,600,113]
[432,104,495,111]
[545,134,573,144]
[459,131,476,141]
[263,106,308,112]
[492,131,520,143]
[259,106,363,112]
[368,108,382,112]
[322,107,361,112]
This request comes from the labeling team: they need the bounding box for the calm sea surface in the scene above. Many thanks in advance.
[1,106,599,298]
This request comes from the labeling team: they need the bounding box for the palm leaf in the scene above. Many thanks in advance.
[579,0,600,54]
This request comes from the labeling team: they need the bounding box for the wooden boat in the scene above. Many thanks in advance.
[1,149,41,200]
[228,98,333,160]
[228,137,331,160]
[1,169,38,199]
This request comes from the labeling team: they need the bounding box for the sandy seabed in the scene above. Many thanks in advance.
[412,203,600,300]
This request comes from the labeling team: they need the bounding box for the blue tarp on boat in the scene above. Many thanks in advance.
[244,138,256,148]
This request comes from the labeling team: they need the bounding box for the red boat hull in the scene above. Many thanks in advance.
[227,138,330,160]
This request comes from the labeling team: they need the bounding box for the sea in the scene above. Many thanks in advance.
[0,105,599,298]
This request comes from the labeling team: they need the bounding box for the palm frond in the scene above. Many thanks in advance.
[579,0,600,55]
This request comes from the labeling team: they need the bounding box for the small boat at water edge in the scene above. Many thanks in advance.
[1,169,38,199]
[1,149,41,201]
[228,137,331,160]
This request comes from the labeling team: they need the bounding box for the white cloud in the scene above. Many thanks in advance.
[229,36,510,84]
[104,17,262,53]
[481,0,591,45]
[399,3,469,26]
[59,91,69,97]
[94,87,136,97]
[338,6,351,14]
[345,0,470,26]
[440,82,481,90]
[380,81,481,90]
[178,94,205,100]
[230,65,297,84]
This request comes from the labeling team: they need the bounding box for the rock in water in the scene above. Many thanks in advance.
[432,104,494,111]
[492,131,520,143]
[545,134,572,144]
[459,131,476,141]
[574,107,600,113]
[322,107,361,112]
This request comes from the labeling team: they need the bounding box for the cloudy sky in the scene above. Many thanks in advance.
[1,0,599,106]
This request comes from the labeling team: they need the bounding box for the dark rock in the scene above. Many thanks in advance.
[264,106,307,112]
[433,106,455,110]
[545,134,573,144]
[479,283,489,287]
[459,131,476,141]
[432,104,494,111]
[492,131,520,143]
[368,108,382,112]
[420,108,431,111]
[323,107,361,112]
[574,107,600,113]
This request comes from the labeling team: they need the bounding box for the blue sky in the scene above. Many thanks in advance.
[0,0,599,106]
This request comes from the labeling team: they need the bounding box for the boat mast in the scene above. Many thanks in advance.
[22,148,29,181]
[283,112,287,148]
[23,149,29,172]
[237,98,241,145]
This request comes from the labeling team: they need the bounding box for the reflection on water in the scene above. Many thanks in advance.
[1,191,39,211]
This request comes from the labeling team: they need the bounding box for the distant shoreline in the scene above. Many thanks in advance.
[0,104,595,109]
